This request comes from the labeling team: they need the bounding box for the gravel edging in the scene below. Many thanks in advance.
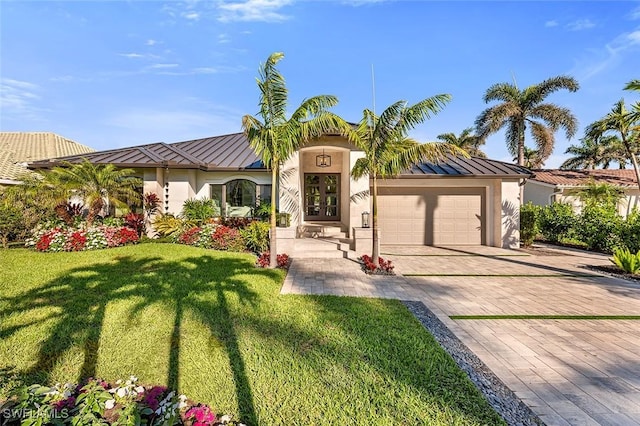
[403,301,544,426]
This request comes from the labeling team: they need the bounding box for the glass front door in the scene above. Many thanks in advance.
[304,174,340,221]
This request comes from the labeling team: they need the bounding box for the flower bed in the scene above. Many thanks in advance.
[174,224,246,252]
[0,377,243,426]
[358,254,395,275]
[256,252,290,269]
[27,226,139,252]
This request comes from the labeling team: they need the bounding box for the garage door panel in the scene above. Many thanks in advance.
[379,189,483,246]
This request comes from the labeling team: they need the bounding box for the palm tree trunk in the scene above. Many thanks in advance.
[86,198,104,226]
[518,123,526,205]
[372,174,380,265]
[269,165,278,268]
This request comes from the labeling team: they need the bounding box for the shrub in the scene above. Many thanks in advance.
[219,217,253,229]
[537,202,576,243]
[124,212,145,236]
[256,252,289,268]
[620,209,640,253]
[0,204,25,248]
[153,214,191,238]
[577,204,623,253]
[241,221,270,253]
[143,192,161,217]
[182,198,219,223]
[611,247,640,274]
[175,225,246,252]
[519,202,539,247]
[2,377,243,426]
[359,255,395,275]
[27,225,139,252]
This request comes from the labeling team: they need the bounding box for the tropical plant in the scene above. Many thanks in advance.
[561,134,627,170]
[348,97,468,264]
[611,247,640,274]
[514,146,545,169]
[537,202,576,243]
[436,127,486,157]
[47,160,141,225]
[181,198,219,223]
[574,181,625,211]
[152,214,191,238]
[242,52,350,268]
[240,221,270,253]
[586,99,640,194]
[578,204,623,253]
[475,75,579,167]
[0,203,24,248]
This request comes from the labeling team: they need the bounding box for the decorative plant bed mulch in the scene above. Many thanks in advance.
[586,265,640,285]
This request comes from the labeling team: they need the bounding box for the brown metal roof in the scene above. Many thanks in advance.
[29,133,264,171]
[399,155,532,178]
[28,132,531,178]
[531,169,639,187]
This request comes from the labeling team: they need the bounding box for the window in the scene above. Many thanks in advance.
[210,180,263,217]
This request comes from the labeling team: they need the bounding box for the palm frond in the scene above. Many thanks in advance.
[529,103,578,138]
[350,157,370,179]
[528,121,554,161]
[527,75,579,105]
[483,82,520,103]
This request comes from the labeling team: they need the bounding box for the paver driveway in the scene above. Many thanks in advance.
[281,245,640,426]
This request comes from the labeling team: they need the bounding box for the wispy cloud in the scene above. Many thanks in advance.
[566,18,595,31]
[217,0,292,23]
[157,65,247,76]
[545,20,558,28]
[629,6,640,20]
[145,39,159,46]
[150,63,179,69]
[570,28,640,80]
[0,78,47,122]
[217,33,231,44]
[119,52,162,60]
[182,11,200,20]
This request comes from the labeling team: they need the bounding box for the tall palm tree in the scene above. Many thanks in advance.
[586,99,640,193]
[560,134,625,170]
[436,127,486,157]
[48,160,141,225]
[242,52,349,268]
[475,75,579,167]
[625,79,640,92]
[349,97,468,265]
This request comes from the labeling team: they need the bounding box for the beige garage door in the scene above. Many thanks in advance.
[378,188,484,245]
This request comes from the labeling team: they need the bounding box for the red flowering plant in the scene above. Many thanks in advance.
[27,225,139,252]
[124,212,145,236]
[359,254,395,275]
[178,227,202,245]
[65,230,87,251]
[256,252,290,269]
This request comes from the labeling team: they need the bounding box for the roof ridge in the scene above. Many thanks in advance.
[159,143,205,165]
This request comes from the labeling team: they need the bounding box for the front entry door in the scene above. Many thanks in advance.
[304,174,340,221]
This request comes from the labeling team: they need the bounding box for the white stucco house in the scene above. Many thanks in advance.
[30,132,531,249]
[524,169,640,217]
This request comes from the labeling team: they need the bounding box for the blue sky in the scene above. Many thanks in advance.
[1,0,639,168]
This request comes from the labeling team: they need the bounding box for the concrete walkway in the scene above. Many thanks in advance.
[281,245,640,426]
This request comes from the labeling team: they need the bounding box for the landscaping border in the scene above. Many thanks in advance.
[403,301,544,426]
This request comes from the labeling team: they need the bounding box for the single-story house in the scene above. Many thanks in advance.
[524,169,640,217]
[29,132,531,249]
[0,132,94,186]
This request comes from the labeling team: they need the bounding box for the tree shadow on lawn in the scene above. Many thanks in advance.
[0,252,278,424]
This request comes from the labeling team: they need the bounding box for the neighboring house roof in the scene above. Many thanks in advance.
[29,131,532,178]
[29,133,265,171]
[400,155,532,178]
[530,169,639,188]
[0,132,94,182]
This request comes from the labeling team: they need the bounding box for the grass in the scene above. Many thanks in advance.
[450,315,640,320]
[0,245,503,426]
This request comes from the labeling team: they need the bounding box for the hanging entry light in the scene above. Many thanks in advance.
[316,149,331,168]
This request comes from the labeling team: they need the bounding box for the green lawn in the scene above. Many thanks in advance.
[0,245,503,425]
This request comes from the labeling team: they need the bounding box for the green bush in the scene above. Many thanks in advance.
[241,221,270,253]
[577,204,623,253]
[0,204,25,248]
[181,198,219,223]
[537,202,576,243]
[519,202,539,247]
[621,209,640,253]
[611,247,640,274]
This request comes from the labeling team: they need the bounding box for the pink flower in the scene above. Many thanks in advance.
[185,405,216,425]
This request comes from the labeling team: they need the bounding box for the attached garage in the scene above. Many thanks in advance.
[378,187,484,245]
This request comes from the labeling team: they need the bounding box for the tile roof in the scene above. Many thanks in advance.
[29,133,265,171]
[531,169,639,187]
[0,132,94,182]
[400,155,532,178]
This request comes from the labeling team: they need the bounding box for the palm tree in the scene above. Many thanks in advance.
[625,79,640,92]
[349,98,468,265]
[515,146,544,169]
[436,127,486,157]
[242,52,349,268]
[560,134,625,170]
[475,75,579,167]
[586,99,640,193]
[574,180,625,211]
[48,160,141,225]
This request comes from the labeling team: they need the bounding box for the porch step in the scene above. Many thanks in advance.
[297,223,345,238]
[290,238,355,259]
